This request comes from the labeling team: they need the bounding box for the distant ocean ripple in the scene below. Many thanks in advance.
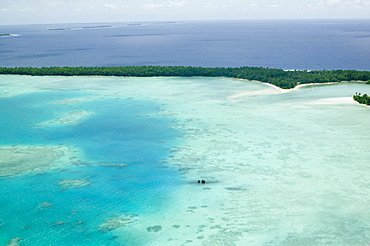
[1,19,370,70]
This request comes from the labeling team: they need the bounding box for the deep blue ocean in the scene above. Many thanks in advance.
[1,19,370,70]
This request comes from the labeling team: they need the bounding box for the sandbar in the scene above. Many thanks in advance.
[0,34,19,37]
[232,79,341,96]
[35,110,94,127]
[53,96,102,105]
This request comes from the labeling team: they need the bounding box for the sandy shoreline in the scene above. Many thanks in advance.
[229,79,365,104]
[228,79,340,99]
[234,78,342,93]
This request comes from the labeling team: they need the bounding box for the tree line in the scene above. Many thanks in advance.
[353,93,370,106]
[1,66,370,89]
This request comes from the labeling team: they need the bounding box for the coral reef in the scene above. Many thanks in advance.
[99,215,137,232]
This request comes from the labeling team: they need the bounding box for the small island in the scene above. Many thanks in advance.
[353,92,370,106]
[0,34,19,37]
[1,66,370,89]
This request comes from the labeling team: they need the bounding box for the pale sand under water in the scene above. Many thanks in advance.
[0,145,83,177]
[35,110,95,127]
[1,75,369,245]
[107,78,370,245]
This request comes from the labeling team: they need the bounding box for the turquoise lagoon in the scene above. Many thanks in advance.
[0,75,370,245]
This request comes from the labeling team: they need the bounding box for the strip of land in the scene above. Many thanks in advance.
[1,66,370,89]
[353,92,370,106]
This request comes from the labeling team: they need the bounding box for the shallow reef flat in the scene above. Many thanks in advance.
[0,145,82,177]
[58,178,91,190]
[1,75,370,245]
[35,110,95,127]
[52,96,102,105]
[99,214,137,232]
[0,76,47,98]
[6,237,21,246]
[104,77,370,245]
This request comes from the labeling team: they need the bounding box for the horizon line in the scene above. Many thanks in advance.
[2,17,370,26]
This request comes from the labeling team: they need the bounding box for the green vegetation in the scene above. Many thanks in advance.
[1,66,370,89]
[353,92,370,106]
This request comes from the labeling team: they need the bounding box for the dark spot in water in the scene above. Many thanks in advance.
[179,167,192,172]
[225,187,246,191]
[147,225,162,232]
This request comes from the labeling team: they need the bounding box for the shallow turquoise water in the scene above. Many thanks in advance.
[0,89,182,245]
[1,76,370,245]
